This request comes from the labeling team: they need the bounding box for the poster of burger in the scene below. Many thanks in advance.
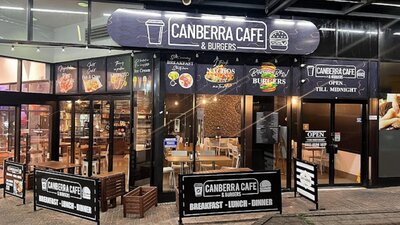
[245,62,290,96]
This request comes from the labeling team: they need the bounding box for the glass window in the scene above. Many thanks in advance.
[20,104,51,166]
[59,101,72,162]
[379,21,400,60]
[337,19,378,58]
[22,60,51,93]
[0,106,15,184]
[91,1,143,46]
[92,100,110,174]
[0,0,27,40]
[0,57,18,91]
[33,0,88,44]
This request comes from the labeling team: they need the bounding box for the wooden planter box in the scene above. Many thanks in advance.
[123,186,157,218]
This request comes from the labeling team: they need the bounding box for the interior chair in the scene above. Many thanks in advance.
[100,144,109,172]
[170,150,189,174]
[163,148,175,189]
[199,150,218,171]
[221,153,241,170]
[314,148,329,175]
[217,138,230,156]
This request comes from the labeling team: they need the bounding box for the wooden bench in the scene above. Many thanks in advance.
[99,172,125,212]
[123,186,157,218]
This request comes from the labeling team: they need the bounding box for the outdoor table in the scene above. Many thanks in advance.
[93,172,125,212]
[31,160,81,173]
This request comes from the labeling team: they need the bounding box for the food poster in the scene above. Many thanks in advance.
[55,61,78,94]
[165,53,195,94]
[245,63,290,96]
[196,56,244,95]
[4,161,25,199]
[107,55,131,92]
[133,53,153,93]
[79,58,106,93]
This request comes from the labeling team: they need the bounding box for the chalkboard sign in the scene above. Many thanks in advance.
[3,160,26,204]
[245,64,290,96]
[178,171,282,223]
[196,56,243,95]
[34,169,100,223]
[165,53,195,94]
[79,58,106,93]
[133,53,153,92]
[107,55,131,92]
[294,158,319,210]
[55,61,78,94]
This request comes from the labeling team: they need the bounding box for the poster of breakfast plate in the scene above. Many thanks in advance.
[245,63,291,96]
[79,58,106,93]
[165,53,195,94]
[196,63,243,95]
[55,61,78,94]
[107,55,131,92]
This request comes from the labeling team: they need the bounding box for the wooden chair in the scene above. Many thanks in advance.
[221,153,241,170]
[314,149,329,175]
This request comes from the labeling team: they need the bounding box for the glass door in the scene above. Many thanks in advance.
[0,106,15,184]
[301,102,364,185]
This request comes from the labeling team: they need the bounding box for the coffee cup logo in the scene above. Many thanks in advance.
[145,19,165,45]
[194,183,203,197]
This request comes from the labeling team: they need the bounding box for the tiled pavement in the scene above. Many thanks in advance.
[3,187,400,225]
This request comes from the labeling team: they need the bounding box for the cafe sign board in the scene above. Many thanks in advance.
[301,59,369,99]
[107,9,320,55]
[178,171,282,223]
[34,169,99,224]
[3,160,26,204]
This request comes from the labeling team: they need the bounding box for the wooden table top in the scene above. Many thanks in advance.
[31,161,81,170]
[93,171,124,179]
[165,155,231,163]
[194,167,252,174]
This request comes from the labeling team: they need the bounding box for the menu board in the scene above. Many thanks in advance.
[79,58,106,93]
[133,53,153,92]
[55,62,78,94]
[34,169,99,222]
[107,55,131,92]
[196,57,243,95]
[165,53,195,94]
[245,64,290,96]
[301,59,369,99]
[4,160,26,201]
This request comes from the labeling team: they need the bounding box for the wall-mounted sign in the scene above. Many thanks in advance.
[301,59,369,99]
[3,160,26,204]
[304,130,326,148]
[178,171,282,222]
[34,169,99,223]
[55,62,78,94]
[79,58,106,93]
[133,53,153,93]
[245,63,290,96]
[165,53,195,94]
[107,55,131,92]
[294,158,319,210]
[107,9,320,55]
[164,137,177,148]
[196,56,243,95]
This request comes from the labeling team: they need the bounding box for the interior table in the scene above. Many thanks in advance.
[197,155,232,170]
[165,156,192,174]
[31,160,80,173]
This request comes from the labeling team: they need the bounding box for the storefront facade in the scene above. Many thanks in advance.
[0,0,397,201]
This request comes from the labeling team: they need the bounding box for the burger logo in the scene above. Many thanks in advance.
[269,30,289,51]
[260,63,278,92]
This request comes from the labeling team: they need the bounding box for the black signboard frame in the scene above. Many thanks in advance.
[293,158,319,210]
[3,160,26,204]
[178,171,282,224]
[33,169,100,225]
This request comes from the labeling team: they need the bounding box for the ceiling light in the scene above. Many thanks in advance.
[33,17,38,21]
[103,13,111,17]
[36,47,40,53]
[319,27,336,31]
[119,9,161,17]
[213,97,217,102]
[225,16,246,22]
[78,2,88,8]
[174,101,179,106]
[0,6,24,11]
[85,45,88,50]
[338,29,365,34]
[393,32,400,36]
[366,31,378,35]
[108,49,111,54]
[372,2,400,8]
[31,8,88,15]
[202,99,207,104]
[11,45,14,51]
[62,46,65,52]
[326,0,360,3]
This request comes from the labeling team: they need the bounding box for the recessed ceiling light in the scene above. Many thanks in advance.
[33,17,37,21]
[78,2,88,8]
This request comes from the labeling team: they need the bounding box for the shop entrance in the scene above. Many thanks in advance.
[301,101,367,185]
